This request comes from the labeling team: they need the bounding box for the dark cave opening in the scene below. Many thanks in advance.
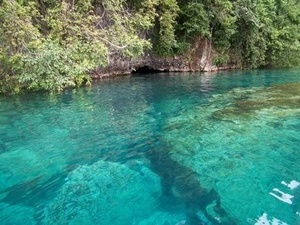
[132,66,166,74]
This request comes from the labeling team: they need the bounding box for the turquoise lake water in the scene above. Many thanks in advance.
[0,70,300,225]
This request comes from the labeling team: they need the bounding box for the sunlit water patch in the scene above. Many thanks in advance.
[0,70,299,225]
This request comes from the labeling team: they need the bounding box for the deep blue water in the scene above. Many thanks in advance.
[0,69,299,225]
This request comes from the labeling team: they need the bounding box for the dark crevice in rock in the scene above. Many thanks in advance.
[132,66,168,74]
[145,147,237,225]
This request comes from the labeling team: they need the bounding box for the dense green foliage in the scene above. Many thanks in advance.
[0,0,300,93]
[0,0,150,93]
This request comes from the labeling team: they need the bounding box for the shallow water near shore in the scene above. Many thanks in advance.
[0,69,299,225]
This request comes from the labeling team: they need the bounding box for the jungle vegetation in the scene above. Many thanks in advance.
[0,0,300,93]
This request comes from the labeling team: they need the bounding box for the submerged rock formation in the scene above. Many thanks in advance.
[43,160,161,225]
[212,82,300,121]
[145,147,237,225]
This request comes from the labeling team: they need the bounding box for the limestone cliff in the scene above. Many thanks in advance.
[91,38,239,79]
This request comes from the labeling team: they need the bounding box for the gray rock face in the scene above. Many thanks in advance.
[91,38,238,79]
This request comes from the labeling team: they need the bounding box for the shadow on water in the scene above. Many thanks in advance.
[145,146,237,225]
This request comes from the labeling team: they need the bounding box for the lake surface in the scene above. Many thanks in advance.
[0,69,299,225]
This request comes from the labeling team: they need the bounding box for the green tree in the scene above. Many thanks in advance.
[1,0,300,94]
[233,0,300,68]
[267,0,300,67]
[0,0,151,93]
[152,0,179,56]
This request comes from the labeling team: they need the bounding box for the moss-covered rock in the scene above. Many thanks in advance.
[213,82,300,120]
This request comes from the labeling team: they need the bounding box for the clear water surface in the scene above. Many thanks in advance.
[0,69,299,225]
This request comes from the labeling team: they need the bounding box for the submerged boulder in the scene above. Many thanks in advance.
[43,160,161,225]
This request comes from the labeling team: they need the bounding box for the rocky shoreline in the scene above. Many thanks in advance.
[91,38,240,79]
